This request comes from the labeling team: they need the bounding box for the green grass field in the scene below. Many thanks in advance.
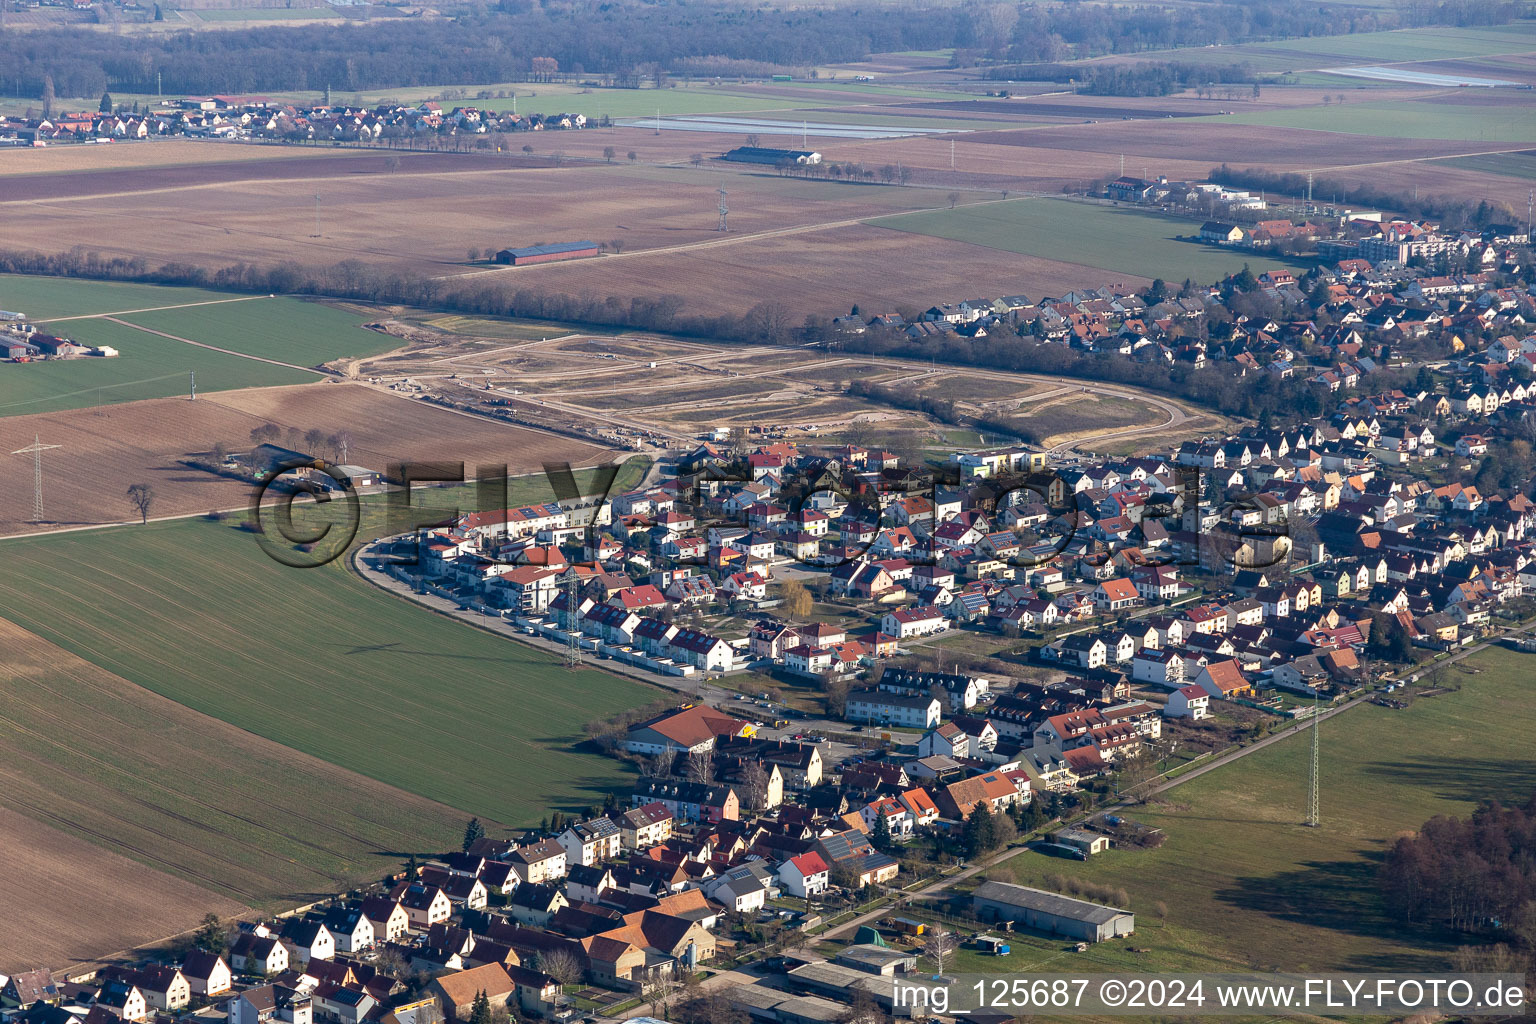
[866,198,1312,282]
[1112,22,1536,72]
[1210,100,1536,143]
[1,318,320,417]
[0,515,658,826]
[990,646,1536,973]
[0,274,232,320]
[0,277,397,415]
[0,616,474,907]
[1438,150,1536,180]
[115,298,394,367]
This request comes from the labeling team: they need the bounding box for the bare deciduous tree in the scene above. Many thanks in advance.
[922,928,956,975]
[127,483,154,524]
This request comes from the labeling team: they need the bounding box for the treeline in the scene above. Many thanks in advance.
[1208,164,1525,231]
[1381,796,1536,939]
[834,321,1327,423]
[986,61,1259,96]
[994,0,1518,64]
[2,0,1523,99]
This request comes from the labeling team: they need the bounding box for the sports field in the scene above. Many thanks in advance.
[0,516,658,826]
[866,198,1313,283]
[0,277,397,415]
[992,646,1536,973]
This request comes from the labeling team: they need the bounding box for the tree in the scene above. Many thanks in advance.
[468,990,492,1024]
[781,578,813,619]
[193,913,229,954]
[690,153,704,167]
[740,759,771,811]
[522,144,534,156]
[42,74,54,117]
[870,809,893,852]
[127,483,154,524]
[537,947,582,987]
[602,145,616,163]
[824,675,849,717]
[627,150,638,162]
[686,748,714,783]
[462,816,486,852]
[962,801,997,858]
[947,191,960,209]
[922,927,956,975]
[468,248,482,262]
[99,91,114,113]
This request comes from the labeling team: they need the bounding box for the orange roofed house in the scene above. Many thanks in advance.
[624,704,752,756]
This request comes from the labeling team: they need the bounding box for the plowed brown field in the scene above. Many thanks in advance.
[0,382,610,535]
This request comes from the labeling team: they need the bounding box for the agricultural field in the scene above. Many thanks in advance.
[866,198,1312,283]
[0,277,404,416]
[992,646,1536,974]
[1,317,319,418]
[1108,21,1536,73]
[113,298,394,368]
[0,803,249,973]
[508,222,1148,318]
[0,616,474,911]
[1437,149,1536,180]
[1212,96,1536,144]
[0,515,659,826]
[0,381,614,535]
[0,273,233,319]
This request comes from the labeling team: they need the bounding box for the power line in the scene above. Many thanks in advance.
[1308,687,1320,822]
[12,434,62,524]
[564,570,583,669]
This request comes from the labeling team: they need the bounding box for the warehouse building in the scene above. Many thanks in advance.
[494,241,600,265]
[971,880,1134,942]
[722,146,822,166]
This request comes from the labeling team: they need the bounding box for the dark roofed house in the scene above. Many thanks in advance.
[4,971,61,1007]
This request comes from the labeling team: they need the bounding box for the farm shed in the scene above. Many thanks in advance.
[494,241,600,265]
[833,943,917,976]
[1052,827,1110,856]
[972,880,1134,943]
[722,146,822,166]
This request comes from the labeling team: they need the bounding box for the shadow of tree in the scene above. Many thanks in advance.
[1362,758,1536,806]
[1214,853,1467,971]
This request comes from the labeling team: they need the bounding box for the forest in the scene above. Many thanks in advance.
[0,0,1523,98]
[1381,796,1536,945]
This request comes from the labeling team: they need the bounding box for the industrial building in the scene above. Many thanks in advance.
[493,241,600,265]
[971,880,1135,942]
[722,146,822,166]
